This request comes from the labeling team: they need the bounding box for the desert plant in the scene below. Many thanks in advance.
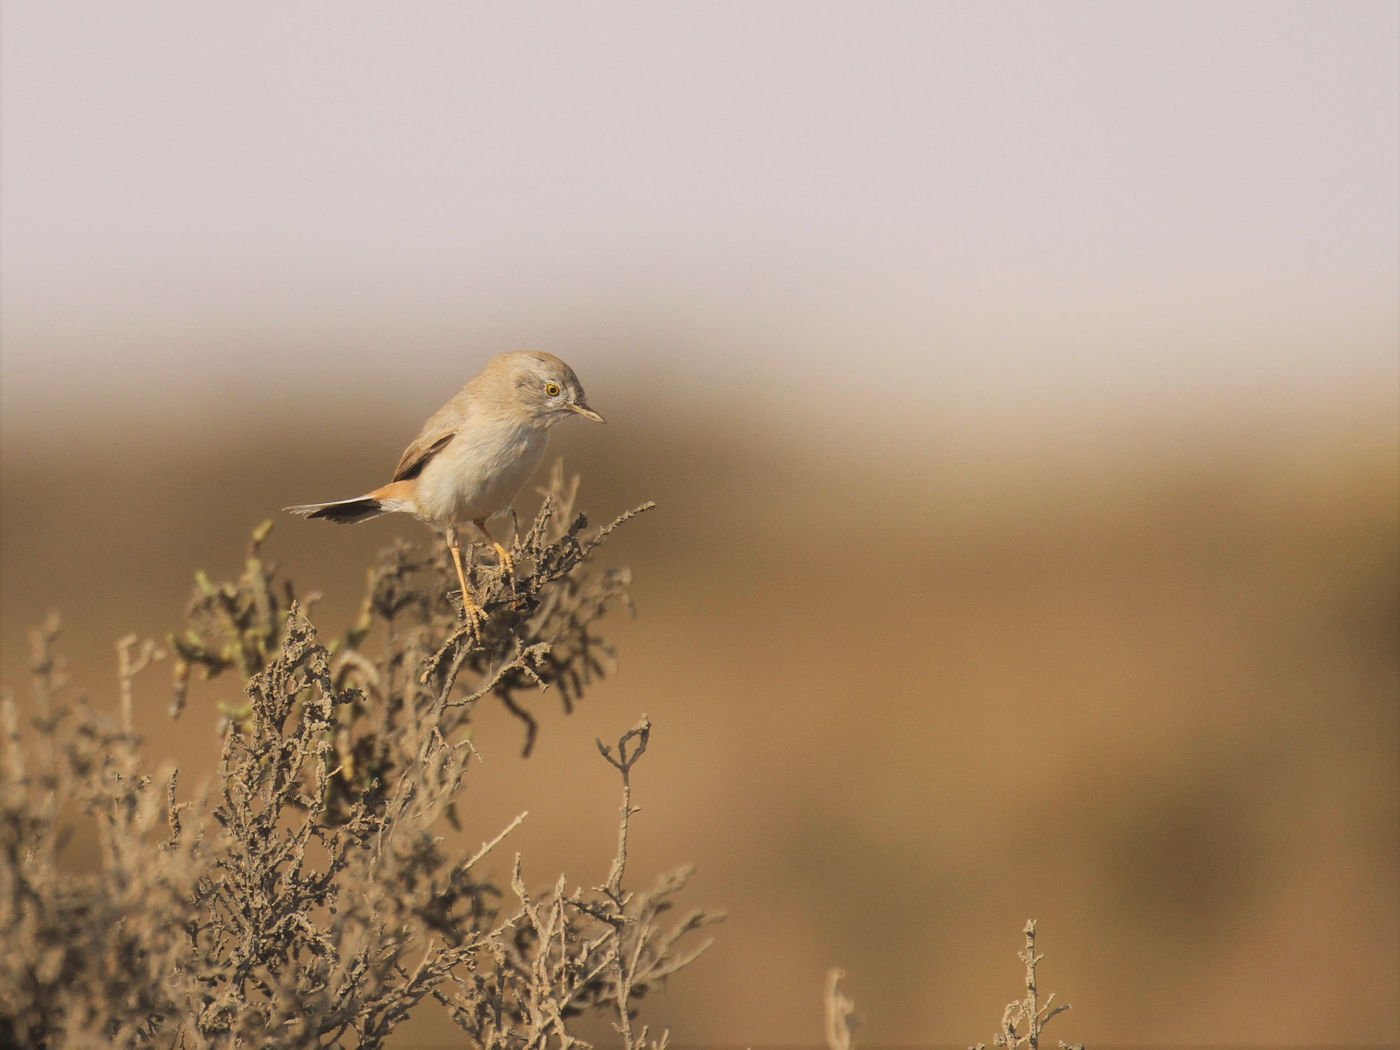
[971,920,1083,1050]
[0,464,721,1049]
[821,921,1084,1050]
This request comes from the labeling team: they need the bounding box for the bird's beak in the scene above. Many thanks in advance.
[568,401,606,424]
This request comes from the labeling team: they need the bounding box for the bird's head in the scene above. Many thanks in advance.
[492,351,606,427]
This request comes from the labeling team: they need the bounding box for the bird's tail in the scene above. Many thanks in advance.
[284,495,389,524]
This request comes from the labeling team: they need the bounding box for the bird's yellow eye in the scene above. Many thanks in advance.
[545,382,561,397]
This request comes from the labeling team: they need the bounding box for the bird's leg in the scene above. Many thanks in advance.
[474,518,515,589]
[446,526,482,630]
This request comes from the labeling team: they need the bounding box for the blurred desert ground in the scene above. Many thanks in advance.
[2,2,1398,1045]
[1,349,1395,1046]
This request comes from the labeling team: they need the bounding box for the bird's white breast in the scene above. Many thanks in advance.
[413,419,549,527]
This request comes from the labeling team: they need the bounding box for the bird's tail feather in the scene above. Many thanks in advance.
[284,496,387,524]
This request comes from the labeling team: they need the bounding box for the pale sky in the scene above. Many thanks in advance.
[2,1,1396,436]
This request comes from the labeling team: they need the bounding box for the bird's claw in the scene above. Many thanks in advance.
[493,543,516,589]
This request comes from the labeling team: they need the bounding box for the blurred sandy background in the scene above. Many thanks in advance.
[2,3,1396,1046]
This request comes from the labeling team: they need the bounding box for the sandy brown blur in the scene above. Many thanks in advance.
[1,366,1394,1046]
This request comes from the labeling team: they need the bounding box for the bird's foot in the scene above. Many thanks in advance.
[466,601,485,635]
[449,586,484,636]
[492,542,516,587]
[491,542,525,608]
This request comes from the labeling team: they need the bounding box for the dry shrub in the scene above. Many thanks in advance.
[823,923,1084,1050]
[0,464,720,1049]
[968,921,1083,1050]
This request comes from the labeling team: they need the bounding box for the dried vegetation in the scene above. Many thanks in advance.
[2,460,1089,1048]
[822,921,1084,1050]
[1,464,721,1049]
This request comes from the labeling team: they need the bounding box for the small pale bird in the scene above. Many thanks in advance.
[286,351,605,627]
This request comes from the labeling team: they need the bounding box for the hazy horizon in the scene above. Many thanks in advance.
[3,2,1396,438]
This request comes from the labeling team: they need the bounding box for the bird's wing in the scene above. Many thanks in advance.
[393,430,456,481]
